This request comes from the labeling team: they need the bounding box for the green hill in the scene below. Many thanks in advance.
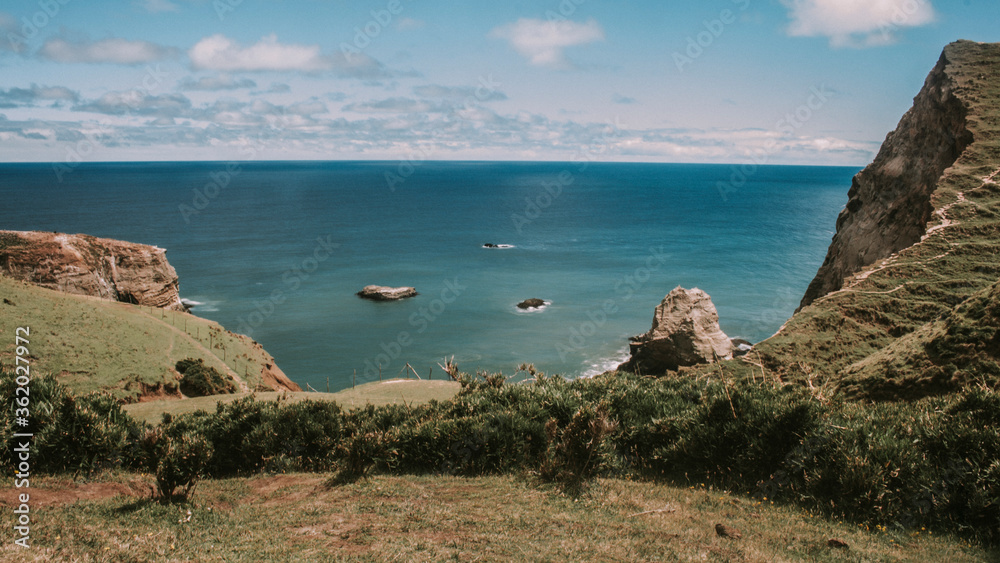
[0,274,294,402]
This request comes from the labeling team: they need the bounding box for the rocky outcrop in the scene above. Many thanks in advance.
[751,41,1000,398]
[517,298,546,309]
[0,230,185,311]
[356,285,418,301]
[798,48,974,309]
[620,287,733,374]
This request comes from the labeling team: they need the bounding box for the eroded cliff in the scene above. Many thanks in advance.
[0,230,185,311]
[751,40,1000,399]
[799,48,974,309]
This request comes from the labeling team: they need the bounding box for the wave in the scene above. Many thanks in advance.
[482,243,515,249]
[180,298,220,312]
[578,346,632,378]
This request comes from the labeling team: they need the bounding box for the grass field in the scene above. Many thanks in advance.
[122,379,461,424]
[1,472,994,562]
[0,275,281,401]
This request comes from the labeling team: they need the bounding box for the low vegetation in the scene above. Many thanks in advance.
[2,366,997,551]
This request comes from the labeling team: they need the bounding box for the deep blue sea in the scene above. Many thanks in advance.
[0,161,855,390]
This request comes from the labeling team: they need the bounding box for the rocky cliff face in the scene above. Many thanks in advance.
[751,40,1000,399]
[0,230,185,311]
[620,287,733,374]
[799,49,974,309]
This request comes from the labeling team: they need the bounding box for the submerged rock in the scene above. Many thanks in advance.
[356,285,418,301]
[620,286,732,374]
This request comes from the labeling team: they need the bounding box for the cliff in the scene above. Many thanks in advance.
[0,232,302,398]
[0,230,185,311]
[799,48,975,308]
[749,40,1000,399]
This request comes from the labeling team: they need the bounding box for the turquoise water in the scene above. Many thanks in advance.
[0,161,854,390]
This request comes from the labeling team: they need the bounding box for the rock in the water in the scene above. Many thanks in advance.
[620,286,732,374]
[517,298,546,309]
[483,243,498,248]
[356,285,418,301]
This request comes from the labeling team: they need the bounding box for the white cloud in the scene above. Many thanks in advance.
[344,97,442,114]
[188,34,387,77]
[612,94,637,105]
[782,0,936,48]
[396,17,425,30]
[412,84,507,102]
[136,0,179,13]
[39,37,179,64]
[490,18,604,68]
[74,91,192,117]
[189,34,329,72]
[179,74,257,91]
[0,84,79,108]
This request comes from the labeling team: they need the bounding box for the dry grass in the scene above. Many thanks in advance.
[122,379,460,424]
[0,472,994,562]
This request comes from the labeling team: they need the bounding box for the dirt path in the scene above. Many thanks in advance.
[812,166,1000,307]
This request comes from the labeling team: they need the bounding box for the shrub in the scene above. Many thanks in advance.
[0,368,146,475]
[175,358,237,397]
[538,404,617,495]
[153,431,213,502]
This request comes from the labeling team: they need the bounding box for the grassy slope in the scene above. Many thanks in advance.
[1,473,994,562]
[0,275,278,401]
[730,41,1000,398]
[122,379,460,424]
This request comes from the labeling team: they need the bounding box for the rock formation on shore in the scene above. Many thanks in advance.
[620,287,733,374]
[0,230,186,311]
[356,285,418,301]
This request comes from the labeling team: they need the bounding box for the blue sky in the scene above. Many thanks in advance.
[0,0,996,165]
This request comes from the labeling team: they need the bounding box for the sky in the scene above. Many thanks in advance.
[0,0,996,165]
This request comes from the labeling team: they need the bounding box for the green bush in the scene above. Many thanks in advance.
[538,404,617,495]
[163,395,344,476]
[175,358,237,397]
[153,431,213,502]
[0,368,146,475]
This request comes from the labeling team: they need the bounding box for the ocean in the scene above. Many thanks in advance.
[0,161,855,390]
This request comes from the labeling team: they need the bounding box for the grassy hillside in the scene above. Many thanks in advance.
[0,274,280,401]
[735,41,1000,399]
[0,472,993,562]
[122,379,460,424]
